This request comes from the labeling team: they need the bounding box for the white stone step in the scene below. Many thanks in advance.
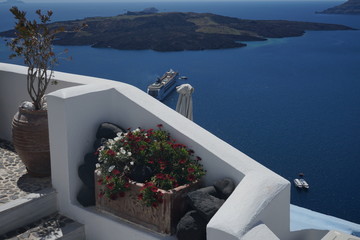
[0,212,85,240]
[0,188,57,235]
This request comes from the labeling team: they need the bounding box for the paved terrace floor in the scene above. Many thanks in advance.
[0,139,51,205]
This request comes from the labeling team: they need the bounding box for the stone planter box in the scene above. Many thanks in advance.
[95,174,201,235]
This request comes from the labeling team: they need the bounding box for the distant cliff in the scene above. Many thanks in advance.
[318,0,360,15]
[0,12,355,52]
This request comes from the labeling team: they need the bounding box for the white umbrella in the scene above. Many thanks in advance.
[176,84,194,121]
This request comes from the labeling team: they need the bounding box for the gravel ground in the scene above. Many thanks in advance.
[0,139,51,205]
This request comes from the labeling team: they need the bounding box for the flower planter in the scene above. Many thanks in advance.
[95,174,201,235]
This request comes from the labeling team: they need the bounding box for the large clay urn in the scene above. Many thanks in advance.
[12,107,51,177]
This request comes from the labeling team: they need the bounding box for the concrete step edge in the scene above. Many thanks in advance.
[0,188,57,235]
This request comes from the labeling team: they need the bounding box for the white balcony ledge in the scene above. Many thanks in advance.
[4,62,357,240]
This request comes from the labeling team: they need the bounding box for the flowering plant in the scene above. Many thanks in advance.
[95,124,205,207]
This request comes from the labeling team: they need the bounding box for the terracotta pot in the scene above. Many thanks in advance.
[95,174,201,235]
[12,107,51,177]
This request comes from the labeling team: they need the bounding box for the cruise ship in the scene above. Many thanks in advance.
[147,69,179,101]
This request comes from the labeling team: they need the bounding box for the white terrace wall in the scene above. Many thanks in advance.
[0,63,291,240]
[0,62,114,140]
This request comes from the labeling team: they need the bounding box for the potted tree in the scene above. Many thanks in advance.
[7,7,65,176]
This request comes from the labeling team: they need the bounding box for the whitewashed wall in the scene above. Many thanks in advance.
[1,63,291,240]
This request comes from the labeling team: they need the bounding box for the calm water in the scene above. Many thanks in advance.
[1,1,360,224]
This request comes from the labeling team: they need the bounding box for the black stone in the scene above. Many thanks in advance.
[213,178,235,199]
[187,191,224,222]
[194,186,218,198]
[77,185,95,207]
[129,165,153,183]
[93,138,107,151]
[176,210,207,240]
[84,152,98,165]
[78,162,96,188]
[95,122,124,140]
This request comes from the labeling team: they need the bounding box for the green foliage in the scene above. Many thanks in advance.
[96,124,206,207]
[7,7,65,110]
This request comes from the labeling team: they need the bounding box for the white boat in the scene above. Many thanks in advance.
[299,178,309,189]
[147,69,179,101]
[294,178,302,188]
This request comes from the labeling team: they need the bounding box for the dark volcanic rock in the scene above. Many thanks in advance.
[194,186,218,198]
[77,185,95,207]
[78,162,96,188]
[84,152,98,165]
[176,210,207,240]
[95,122,124,139]
[187,191,225,222]
[0,12,353,52]
[93,137,107,151]
[77,152,98,206]
[214,178,235,199]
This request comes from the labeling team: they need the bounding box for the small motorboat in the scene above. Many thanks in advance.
[299,178,309,189]
[179,76,188,80]
[294,178,303,188]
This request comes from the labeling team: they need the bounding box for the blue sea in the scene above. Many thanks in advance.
[1,1,359,224]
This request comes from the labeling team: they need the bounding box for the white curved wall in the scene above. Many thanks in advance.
[1,63,291,240]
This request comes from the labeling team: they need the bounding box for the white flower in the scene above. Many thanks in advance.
[120,147,126,155]
[133,128,140,133]
[95,163,101,168]
[130,161,134,166]
[107,139,115,146]
[108,165,115,172]
[127,151,132,157]
[95,169,102,176]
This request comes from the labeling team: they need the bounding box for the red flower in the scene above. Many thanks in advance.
[97,179,103,185]
[138,194,143,200]
[187,174,195,182]
[179,159,186,164]
[152,202,158,208]
[98,191,104,198]
[106,175,113,181]
[157,124,163,128]
[112,169,121,175]
[107,149,116,156]
[187,167,195,173]
[110,194,117,200]
[196,156,202,161]
[147,160,154,164]
[156,173,165,180]
[151,186,158,193]
[119,192,125,197]
[106,182,115,190]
